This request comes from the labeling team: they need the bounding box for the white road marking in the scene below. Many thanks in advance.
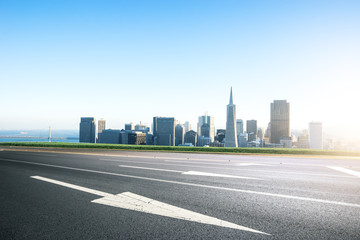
[1,158,359,208]
[165,160,274,167]
[102,159,355,178]
[31,176,112,197]
[31,175,269,235]
[327,166,360,177]
[236,163,273,167]
[119,164,261,180]
[182,171,261,179]
[119,165,183,173]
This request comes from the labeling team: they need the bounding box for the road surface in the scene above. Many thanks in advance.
[0,147,359,239]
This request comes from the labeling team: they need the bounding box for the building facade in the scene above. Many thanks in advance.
[236,119,243,135]
[175,124,185,146]
[79,117,96,143]
[270,100,290,144]
[125,123,135,131]
[309,122,323,149]
[153,117,175,146]
[197,115,215,141]
[97,119,106,142]
[225,88,238,147]
[98,129,121,144]
[184,130,197,146]
[246,120,257,142]
[128,132,147,145]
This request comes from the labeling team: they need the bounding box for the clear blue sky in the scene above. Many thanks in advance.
[1,0,359,141]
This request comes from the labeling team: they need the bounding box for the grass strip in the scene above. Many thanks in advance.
[0,142,359,157]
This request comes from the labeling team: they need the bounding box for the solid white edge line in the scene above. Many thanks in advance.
[1,158,359,208]
[327,166,360,177]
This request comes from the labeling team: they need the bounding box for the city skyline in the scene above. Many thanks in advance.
[1,1,359,143]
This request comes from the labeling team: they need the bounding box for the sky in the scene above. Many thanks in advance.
[1,0,360,141]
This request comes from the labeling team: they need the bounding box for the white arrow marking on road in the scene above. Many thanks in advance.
[30,176,269,235]
[118,165,261,180]
[327,166,360,177]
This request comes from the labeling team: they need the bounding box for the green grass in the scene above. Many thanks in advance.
[1,141,359,157]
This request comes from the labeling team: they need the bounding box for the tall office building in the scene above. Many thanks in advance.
[175,124,185,146]
[153,117,175,146]
[125,123,135,131]
[246,120,257,142]
[183,121,191,132]
[225,87,238,147]
[97,119,106,142]
[236,119,243,135]
[270,100,290,144]
[197,114,215,141]
[79,117,96,143]
[309,122,323,149]
[257,128,264,140]
[184,130,197,146]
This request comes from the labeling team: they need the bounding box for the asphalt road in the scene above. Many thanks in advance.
[0,147,359,239]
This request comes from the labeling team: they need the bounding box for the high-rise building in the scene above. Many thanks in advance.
[257,128,264,140]
[297,130,309,148]
[270,100,290,144]
[309,122,323,149]
[125,123,135,131]
[79,117,96,143]
[183,121,191,132]
[97,119,106,142]
[153,117,175,146]
[225,87,238,147]
[175,124,185,146]
[184,130,197,146]
[197,114,215,141]
[200,124,210,138]
[236,119,243,135]
[238,133,248,147]
[215,129,226,143]
[246,120,257,142]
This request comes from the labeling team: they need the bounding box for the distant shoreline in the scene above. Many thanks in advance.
[0,136,79,140]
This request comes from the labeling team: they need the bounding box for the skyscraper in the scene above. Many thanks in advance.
[79,117,96,143]
[184,130,197,146]
[175,124,185,146]
[236,119,243,135]
[183,121,191,132]
[197,114,215,141]
[309,122,323,149]
[270,100,290,144]
[125,123,135,131]
[153,117,175,146]
[246,120,257,142]
[98,119,106,142]
[225,87,238,147]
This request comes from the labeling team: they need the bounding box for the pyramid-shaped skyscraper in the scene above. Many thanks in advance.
[225,87,238,147]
